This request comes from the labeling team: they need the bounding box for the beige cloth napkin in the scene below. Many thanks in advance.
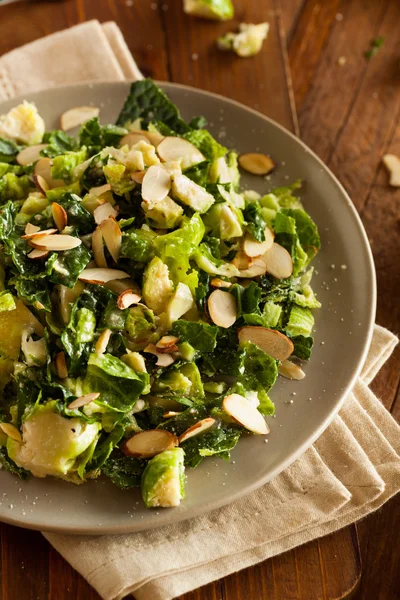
[1,21,399,600]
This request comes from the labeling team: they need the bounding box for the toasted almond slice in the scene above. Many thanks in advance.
[243,227,274,258]
[28,248,49,260]
[60,106,100,131]
[232,251,252,270]
[144,343,175,367]
[208,289,237,328]
[79,267,130,284]
[262,243,293,279]
[33,174,50,194]
[141,164,171,205]
[223,394,269,435]
[237,257,268,278]
[95,328,112,354]
[238,153,276,176]
[89,183,112,197]
[238,326,294,361]
[52,202,68,231]
[157,136,205,170]
[119,132,150,147]
[382,154,400,187]
[131,170,146,184]
[157,344,179,354]
[156,335,179,349]
[92,226,108,268]
[0,422,22,442]
[68,392,101,410]
[17,144,48,166]
[34,157,64,189]
[278,360,306,380]
[210,278,232,289]
[178,418,216,444]
[121,429,178,459]
[100,216,122,263]
[163,411,183,418]
[55,351,68,379]
[22,227,58,240]
[94,202,118,225]
[25,223,41,235]
[29,234,82,251]
[117,289,142,309]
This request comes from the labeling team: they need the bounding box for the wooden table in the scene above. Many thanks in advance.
[0,1,399,599]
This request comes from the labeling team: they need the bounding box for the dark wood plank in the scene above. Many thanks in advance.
[48,545,101,600]
[278,0,308,44]
[160,0,296,131]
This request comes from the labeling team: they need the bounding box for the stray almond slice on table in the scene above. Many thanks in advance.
[262,243,293,279]
[117,289,142,309]
[28,248,49,260]
[22,227,57,240]
[223,394,269,435]
[67,392,100,410]
[94,202,118,225]
[95,328,112,355]
[278,360,305,381]
[238,153,275,176]
[238,326,294,361]
[60,106,100,131]
[157,136,205,169]
[141,164,171,205]
[55,351,68,379]
[52,202,68,231]
[91,225,108,268]
[179,418,216,444]
[121,429,178,459]
[382,154,400,187]
[100,216,122,263]
[208,289,237,328]
[16,144,48,166]
[243,227,274,258]
[0,422,22,442]
[29,234,82,251]
[78,267,130,284]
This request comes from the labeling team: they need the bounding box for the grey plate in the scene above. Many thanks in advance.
[0,82,376,534]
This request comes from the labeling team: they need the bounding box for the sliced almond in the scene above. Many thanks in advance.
[52,202,68,231]
[238,326,294,361]
[0,422,22,442]
[33,174,50,194]
[79,267,130,284]
[60,106,100,131]
[141,164,171,205]
[146,131,164,147]
[94,202,118,225]
[28,249,49,260]
[210,278,232,289]
[25,223,41,235]
[92,226,108,268]
[237,257,268,278]
[238,153,276,176]
[121,429,178,459]
[55,351,68,379]
[156,335,179,349]
[95,328,112,354]
[207,290,237,328]
[178,418,216,444]
[100,217,122,263]
[163,411,183,418]
[144,343,175,367]
[22,228,58,240]
[29,234,82,251]
[34,157,64,189]
[120,132,150,147]
[262,243,293,279]
[223,394,269,435]
[16,144,47,166]
[232,251,252,271]
[67,392,101,410]
[243,227,274,258]
[117,289,142,309]
[278,360,306,380]
[131,170,146,184]
[382,154,400,187]
[157,137,205,170]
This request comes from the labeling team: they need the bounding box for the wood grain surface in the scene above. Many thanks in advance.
[0,1,399,599]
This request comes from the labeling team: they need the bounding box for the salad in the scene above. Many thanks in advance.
[0,80,321,508]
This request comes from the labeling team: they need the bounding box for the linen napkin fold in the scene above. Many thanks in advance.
[1,22,399,600]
